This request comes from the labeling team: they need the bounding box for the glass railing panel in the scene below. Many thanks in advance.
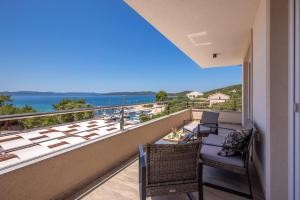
[188,99,242,112]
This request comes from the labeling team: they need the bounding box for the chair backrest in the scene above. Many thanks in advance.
[145,141,201,186]
[200,111,219,124]
[242,119,256,162]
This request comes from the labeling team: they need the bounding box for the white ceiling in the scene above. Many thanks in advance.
[124,0,260,68]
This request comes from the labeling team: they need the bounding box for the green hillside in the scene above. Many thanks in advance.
[167,91,191,97]
[203,84,242,99]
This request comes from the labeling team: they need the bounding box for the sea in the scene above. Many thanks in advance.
[10,95,155,112]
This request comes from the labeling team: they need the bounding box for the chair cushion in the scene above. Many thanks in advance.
[201,144,244,167]
[199,125,211,134]
[203,134,226,146]
[183,122,198,134]
[184,123,211,134]
[218,129,250,156]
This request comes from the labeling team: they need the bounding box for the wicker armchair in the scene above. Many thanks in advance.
[183,111,220,138]
[138,141,203,200]
[200,119,256,199]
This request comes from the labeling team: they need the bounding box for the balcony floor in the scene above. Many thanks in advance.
[70,123,265,200]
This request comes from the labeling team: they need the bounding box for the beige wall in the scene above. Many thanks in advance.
[268,0,289,199]
[0,110,191,200]
[252,0,268,192]
[251,0,289,199]
[191,109,242,124]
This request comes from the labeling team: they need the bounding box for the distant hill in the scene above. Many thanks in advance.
[103,91,156,96]
[0,85,242,98]
[167,91,191,97]
[0,91,102,96]
[203,84,242,98]
[0,91,156,96]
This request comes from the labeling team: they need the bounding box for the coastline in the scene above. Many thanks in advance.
[10,94,156,112]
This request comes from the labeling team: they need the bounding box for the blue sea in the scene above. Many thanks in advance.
[11,95,155,112]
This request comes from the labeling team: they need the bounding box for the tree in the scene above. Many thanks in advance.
[155,91,168,102]
[139,113,151,122]
[0,95,12,106]
[0,97,95,130]
[0,103,39,130]
[52,98,93,123]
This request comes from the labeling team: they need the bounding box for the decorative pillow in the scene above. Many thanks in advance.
[218,129,250,157]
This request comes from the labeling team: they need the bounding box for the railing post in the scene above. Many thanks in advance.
[233,99,237,111]
[120,107,124,130]
[186,101,189,109]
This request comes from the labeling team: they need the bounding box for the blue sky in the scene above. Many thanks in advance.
[0,0,242,93]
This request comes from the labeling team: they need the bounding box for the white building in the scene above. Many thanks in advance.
[208,92,230,106]
[186,91,203,99]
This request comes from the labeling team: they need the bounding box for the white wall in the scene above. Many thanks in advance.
[252,0,289,199]
[252,0,267,191]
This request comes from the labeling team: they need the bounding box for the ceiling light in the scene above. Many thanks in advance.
[197,42,212,46]
[187,32,211,46]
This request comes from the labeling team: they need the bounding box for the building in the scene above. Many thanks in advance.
[186,91,203,99]
[207,92,230,106]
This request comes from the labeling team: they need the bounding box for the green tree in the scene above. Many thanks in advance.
[18,105,40,129]
[0,104,18,115]
[0,95,12,106]
[155,91,168,102]
[52,98,94,123]
[139,113,151,122]
[0,103,40,130]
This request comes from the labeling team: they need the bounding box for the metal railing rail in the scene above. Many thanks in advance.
[0,102,165,122]
[0,99,241,122]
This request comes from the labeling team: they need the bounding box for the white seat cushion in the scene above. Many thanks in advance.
[184,123,211,134]
[203,134,226,146]
[201,144,244,167]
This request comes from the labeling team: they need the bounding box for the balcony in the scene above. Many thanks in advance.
[69,123,264,200]
[0,104,264,200]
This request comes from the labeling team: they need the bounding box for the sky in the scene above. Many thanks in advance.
[0,0,242,93]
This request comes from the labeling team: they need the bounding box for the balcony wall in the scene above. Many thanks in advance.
[0,109,191,200]
[191,109,242,124]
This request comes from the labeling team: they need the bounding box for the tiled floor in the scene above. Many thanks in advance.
[75,160,264,200]
[70,123,265,200]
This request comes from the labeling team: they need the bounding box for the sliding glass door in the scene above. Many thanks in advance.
[289,0,300,199]
[295,0,300,198]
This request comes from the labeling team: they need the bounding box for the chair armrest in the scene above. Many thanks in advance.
[216,126,236,132]
[200,123,236,131]
[199,123,218,134]
[138,145,146,168]
[200,122,218,126]
[202,142,245,153]
[138,145,147,199]
[199,123,218,131]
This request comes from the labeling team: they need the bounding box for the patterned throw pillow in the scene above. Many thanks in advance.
[218,129,250,157]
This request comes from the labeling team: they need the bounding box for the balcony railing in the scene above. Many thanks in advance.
[186,98,242,111]
[0,99,241,132]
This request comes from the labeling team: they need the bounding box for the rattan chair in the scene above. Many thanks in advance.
[183,111,220,138]
[200,119,256,199]
[138,141,203,200]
